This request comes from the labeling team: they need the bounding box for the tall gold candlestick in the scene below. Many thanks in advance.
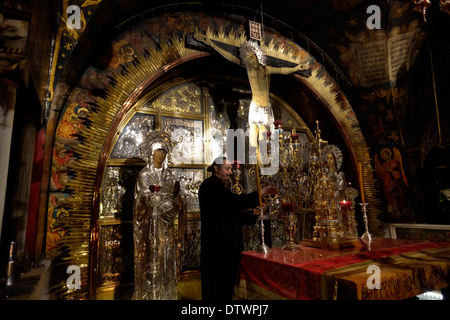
[255,163,263,209]
[254,126,263,209]
[358,162,365,204]
[255,147,263,209]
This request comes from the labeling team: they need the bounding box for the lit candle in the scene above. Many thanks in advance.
[340,200,352,210]
[358,162,365,204]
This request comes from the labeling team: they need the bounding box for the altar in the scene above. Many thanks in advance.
[234,237,450,300]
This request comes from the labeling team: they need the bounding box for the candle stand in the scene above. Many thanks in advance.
[300,121,361,250]
[360,202,372,245]
[230,119,369,253]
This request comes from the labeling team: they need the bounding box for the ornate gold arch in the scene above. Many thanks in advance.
[54,34,381,300]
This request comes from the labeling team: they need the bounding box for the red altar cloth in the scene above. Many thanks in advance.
[235,238,450,300]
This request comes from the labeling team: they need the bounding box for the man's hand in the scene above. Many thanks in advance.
[261,185,277,196]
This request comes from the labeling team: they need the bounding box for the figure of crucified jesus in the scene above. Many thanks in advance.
[194,34,310,156]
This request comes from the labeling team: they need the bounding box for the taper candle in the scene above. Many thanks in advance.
[255,162,263,209]
[255,143,263,209]
[358,162,365,204]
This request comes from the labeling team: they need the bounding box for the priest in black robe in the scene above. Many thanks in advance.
[199,157,276,300]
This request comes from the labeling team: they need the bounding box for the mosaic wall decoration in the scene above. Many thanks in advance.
[171,168,203,214]
[97,224,134,284]
[100,166,140,220]
[180,219,201,271]
[144,82,202,114]
[162,116,205,165]
[110,113,155,159]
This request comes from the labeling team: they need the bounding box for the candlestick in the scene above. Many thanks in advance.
[256,206,271,253]
[252,125,263,209]
[358,162,365,204]
[232,161,244,195]
[255,146,263,208]
[255,164,263,208]
[274,120,283,136]
[360,202,372,248]
[255,130,269,253]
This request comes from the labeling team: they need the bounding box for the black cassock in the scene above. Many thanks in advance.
[199,175,259,300]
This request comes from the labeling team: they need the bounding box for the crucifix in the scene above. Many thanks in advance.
[192,28,311,153]
[189,26,311,209]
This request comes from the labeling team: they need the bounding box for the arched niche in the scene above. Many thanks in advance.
[94,75,316,299]
[46,9,378,300]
